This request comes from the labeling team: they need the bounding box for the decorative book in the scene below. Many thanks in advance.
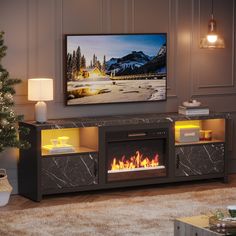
[178,105,209,116]
[42,144,76,154]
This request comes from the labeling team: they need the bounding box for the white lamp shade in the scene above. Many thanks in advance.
[28,78,53,101]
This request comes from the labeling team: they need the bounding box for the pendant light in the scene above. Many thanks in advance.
[200,0,225,49]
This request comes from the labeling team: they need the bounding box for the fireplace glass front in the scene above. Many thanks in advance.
[106,129,168,182]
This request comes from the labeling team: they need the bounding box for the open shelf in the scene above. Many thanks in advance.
[41,127,98,156]
[174,119,225,146]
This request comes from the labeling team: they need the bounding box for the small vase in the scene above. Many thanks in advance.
[0,169,13,207]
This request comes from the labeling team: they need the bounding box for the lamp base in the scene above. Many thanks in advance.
[35,101,47,123]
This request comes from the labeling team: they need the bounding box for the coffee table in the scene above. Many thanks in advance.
[174,215,236,236]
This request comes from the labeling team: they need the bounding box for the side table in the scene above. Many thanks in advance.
[174,215,226,236]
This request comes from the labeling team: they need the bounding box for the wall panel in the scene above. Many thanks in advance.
[63,0,102,33]
[191,0,236,96]
[106,0,127,33]
[133,0,169,32]
[175,0,193,101]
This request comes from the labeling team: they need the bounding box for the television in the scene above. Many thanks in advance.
[64,33,167,105]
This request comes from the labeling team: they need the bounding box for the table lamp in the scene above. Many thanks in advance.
[28,78,53,123]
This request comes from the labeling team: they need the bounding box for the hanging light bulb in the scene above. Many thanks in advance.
[200,0,225,49]
[207,35,218,43]
[207,15,218,43]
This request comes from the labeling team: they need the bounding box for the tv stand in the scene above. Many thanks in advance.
[18,112,229,201]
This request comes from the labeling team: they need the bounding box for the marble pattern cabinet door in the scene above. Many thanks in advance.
[41,153,98,192]
[175,143,224,177]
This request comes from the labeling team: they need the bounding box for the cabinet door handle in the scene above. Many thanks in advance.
[227,117,233,152]
[176,154,180,169]
[94,162,97,177]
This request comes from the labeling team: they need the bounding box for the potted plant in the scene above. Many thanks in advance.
[0,31,29,206]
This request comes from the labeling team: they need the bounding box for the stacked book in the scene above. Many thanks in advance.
[42,144,76,154]
[178,105,209,116]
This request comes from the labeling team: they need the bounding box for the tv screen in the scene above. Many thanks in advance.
[65,33,167,105]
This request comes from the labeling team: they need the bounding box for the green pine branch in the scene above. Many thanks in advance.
[0,31,30,153]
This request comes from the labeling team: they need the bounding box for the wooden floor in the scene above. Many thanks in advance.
[2,175,236,212]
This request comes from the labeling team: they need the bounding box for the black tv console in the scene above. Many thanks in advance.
[18,112,230,201]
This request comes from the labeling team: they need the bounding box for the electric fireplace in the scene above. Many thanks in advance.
[105,127,168,182]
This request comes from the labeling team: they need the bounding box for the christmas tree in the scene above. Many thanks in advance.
[0,31,29,153]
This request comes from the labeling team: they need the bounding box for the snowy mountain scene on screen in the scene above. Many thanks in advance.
[65,34,167,105]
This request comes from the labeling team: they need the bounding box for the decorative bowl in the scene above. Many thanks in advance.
[183,100,201,107]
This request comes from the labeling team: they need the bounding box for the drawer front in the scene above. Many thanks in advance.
[175,143,224,177]
[41,153,98,192]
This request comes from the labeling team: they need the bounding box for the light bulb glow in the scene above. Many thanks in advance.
[207,34,218,43]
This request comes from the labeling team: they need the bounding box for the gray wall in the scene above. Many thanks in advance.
[0,0,236,193]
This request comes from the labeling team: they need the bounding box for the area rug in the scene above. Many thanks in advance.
[0,188,236,236]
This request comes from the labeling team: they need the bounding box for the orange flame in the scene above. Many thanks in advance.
[110,151,159,171]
